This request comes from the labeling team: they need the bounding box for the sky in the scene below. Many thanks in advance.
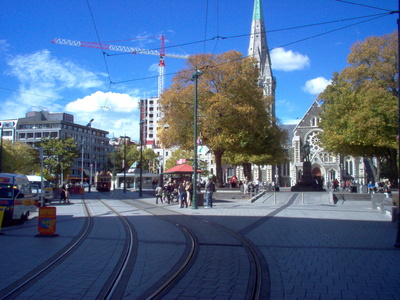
[0,0,397,141]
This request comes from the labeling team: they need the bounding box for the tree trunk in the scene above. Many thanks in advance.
[389,148,398,187]
[242,162,252,181]
[366,157,380,183]
[214,149,225,187]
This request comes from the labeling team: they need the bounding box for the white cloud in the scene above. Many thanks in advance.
[270,47,310,71]
[65,91,141,138]
[303,77,331,95]
[6,49,104,90]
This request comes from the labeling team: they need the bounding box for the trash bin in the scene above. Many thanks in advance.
[350,186,357,193]
[195,193,204,206]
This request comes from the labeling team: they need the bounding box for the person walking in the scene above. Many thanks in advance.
[186,181,193,206]
[60,184,67,204]
[155,185,163,204]
[178,183,187,208]
[205,177,215,208]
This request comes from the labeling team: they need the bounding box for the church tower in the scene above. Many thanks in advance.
[248,0,276,117]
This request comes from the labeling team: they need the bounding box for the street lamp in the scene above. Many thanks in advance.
[87,119,94,193]
[139,121,144,198]
[0,122,3,173]
[191,69,202,209]
[394,4,400,248]
[81,142,84,188]
[120,136,129,193]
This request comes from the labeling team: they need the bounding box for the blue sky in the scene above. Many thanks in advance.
[0,0,397,140]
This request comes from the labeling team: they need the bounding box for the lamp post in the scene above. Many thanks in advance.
[394,1,400,248]
[87,119,94,193]
[139,121,144,198]
[191,69,202,209]
[120,136,128,193]
[0,122,3,173]
[81,142,84,188]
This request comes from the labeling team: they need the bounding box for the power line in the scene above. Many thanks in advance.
[334,0,393,12]
[110,12,393,85]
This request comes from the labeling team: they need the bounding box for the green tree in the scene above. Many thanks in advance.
[109,144,139,173]
[39,138,80,184]
[159,51,285,186]
[318,31,397,183]
[2,140,39,174]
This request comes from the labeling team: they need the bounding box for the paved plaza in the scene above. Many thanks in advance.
[1,188,399,299]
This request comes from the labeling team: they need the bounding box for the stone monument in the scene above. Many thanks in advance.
[291,141,325,191]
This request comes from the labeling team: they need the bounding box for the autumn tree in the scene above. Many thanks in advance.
[158,50,286,186]
[1,140,40,174]
[318,31,397,183]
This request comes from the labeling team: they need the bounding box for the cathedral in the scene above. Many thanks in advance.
[246,0,366,188]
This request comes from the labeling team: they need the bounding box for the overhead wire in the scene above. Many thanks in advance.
[203,0,209,53]
[86,0,114,128]
[109,11,393,85]
[212,0,220,55]
[334,0,393,12]
[1,7,395,109]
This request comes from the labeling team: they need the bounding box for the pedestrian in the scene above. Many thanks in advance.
[155,185,163,204]
[243,176,249,194]
[178,183,187,208]
[65,181,70,203]
[60,184,67,204]
[205,177,215,208]
[186,181,193,206]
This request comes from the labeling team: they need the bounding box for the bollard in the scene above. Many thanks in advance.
[274,192,276,204]
[329,191,333,204]
[302,193,304,204]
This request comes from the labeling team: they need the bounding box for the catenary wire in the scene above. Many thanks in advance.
[334,0,393,12]
[0,10,395,108]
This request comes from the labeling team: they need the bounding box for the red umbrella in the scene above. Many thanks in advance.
[164,164,202,174]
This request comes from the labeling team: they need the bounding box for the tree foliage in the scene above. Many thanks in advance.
[159,50,286,185]
[2,140,39,174]
[39,137,80,182]
[318,31,398,182]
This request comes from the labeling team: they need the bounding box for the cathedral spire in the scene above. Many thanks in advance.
[248,0,276,116]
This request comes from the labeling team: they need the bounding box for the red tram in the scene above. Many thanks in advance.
[95,172,112,191]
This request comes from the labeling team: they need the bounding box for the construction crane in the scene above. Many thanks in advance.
[51,36,189,97]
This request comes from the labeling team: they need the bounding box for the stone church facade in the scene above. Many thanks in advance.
[275,101,367,189]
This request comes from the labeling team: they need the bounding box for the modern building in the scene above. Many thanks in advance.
[3,110,112,182]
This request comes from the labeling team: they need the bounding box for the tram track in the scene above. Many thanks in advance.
[1,191,273,299]
[0,199,93,299]
[108,195,266,299]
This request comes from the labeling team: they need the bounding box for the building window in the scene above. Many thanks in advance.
[50,132,58,138]
[27,133,34,138]
[19,133,26,139]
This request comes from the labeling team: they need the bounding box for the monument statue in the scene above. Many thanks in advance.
[302,141,311,162]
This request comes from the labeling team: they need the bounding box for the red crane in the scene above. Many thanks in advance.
[51,35,189,97]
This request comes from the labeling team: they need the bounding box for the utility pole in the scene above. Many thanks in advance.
[191,69,202,209]
[394,0,400,248]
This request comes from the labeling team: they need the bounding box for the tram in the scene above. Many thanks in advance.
[95,171,112,191]
[0,173,39,225]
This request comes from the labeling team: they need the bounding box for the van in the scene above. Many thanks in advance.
[0,173,39,224]
[26,175,54,202]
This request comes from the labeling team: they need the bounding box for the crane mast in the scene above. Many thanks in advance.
[51,36,189,97]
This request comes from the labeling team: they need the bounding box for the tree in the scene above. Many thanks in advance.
[318,31,397,183]
[109,144,139,174]
[142,148,159,172]
[159,51,285,186]
[2,140,39,174]
[39,138,80,184]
